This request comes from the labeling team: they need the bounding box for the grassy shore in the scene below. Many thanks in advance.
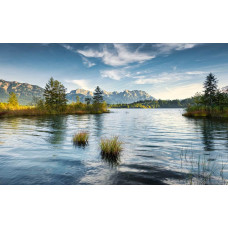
[183,106,228,118]
[0,102,109,118]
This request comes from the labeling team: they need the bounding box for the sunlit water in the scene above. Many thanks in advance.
[0,109,228,185]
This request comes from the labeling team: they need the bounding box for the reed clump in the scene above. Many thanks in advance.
[100,136,123,155]
[73,131,89,146]
[100,136,123,166]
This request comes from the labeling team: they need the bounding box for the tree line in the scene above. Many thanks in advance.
[184,73,228,117]
[0,77,107,115]
[109,98,194,109]
[192,73,228,110]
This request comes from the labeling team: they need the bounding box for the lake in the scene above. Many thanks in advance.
[0,108,228,185]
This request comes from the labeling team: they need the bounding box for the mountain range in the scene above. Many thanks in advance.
[222,86,228,93]
[0,79,155,105]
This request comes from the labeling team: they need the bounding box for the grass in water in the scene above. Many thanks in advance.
[73,131,89,147]
[179,148,227,185]
[100,136,123,166]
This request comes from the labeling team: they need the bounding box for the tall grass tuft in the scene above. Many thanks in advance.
[100,136,123,166]
[73,131,89,146]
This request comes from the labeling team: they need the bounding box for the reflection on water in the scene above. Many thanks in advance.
[93,114,104,137]
[44,116,67,145]
[101,151,121,167]
[191,118,228,152]
[0,109,228,185]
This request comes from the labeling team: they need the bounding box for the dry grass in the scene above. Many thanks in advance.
[73,131,89,146]
[100,136,123,166]
[0,103,109,118]
[100,136,123,155]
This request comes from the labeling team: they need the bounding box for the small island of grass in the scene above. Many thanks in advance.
[73,131,89,146]
[183,73,228,118]
[0,77,109,117]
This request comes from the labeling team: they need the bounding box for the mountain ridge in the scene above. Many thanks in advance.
[0,79,155,105]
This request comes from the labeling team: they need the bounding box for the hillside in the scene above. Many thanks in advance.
[0,79,155,105]
[0,79,44,104]
[67,89,155,104]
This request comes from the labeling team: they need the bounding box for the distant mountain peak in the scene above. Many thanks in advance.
[0,79,44,104]
[67,88,155,104]
[221,86,228,93]
[0,79,155,105]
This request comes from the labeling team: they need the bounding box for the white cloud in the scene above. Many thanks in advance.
[100,69,130,80]
[133,70,206,85]
[60,44,74,51]
[77,49,103,58]
[77,43,198,67]
[65,79,92,90]
[77,44,155,67]
[153,83,203,100]
[154,43,198,54]
[60,44,96,68]
[186,71,206,75]
[82,57,95,68]
[134,72,185,85]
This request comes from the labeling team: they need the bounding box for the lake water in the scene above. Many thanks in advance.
[0,108,228,185]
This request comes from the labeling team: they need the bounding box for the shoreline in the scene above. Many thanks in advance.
[0,109,110,118]
[182,110,228,119]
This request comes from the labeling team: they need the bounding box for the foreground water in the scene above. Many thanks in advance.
[0,109,228,185]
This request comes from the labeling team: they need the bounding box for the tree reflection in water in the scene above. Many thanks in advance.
[191,118,228,152]
[37,116,67,145]
[101,151,121,167]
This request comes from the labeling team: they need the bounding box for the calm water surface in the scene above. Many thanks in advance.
[0,109,228,185]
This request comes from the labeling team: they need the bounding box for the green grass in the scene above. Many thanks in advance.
[73,131,89,146]
[100,136,123,155]
[183,105,228,118]
[0,102,109,118]
[100,136,123,166]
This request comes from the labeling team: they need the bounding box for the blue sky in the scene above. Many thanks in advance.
[0,43,228,99]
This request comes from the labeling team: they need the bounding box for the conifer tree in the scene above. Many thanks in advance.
[44,77,67,111]
[93,86,104,104]
[8,92,19,107]
[85,97,92,105]
[203,73,218,106]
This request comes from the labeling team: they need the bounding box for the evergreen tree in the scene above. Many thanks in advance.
[85,97,92,105]
[76,95,80,103]
[8,92,19,107]
[44,77,67,111]
[203,73,218,106]
[93,86,104,103]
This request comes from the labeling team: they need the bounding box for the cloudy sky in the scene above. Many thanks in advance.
[0,43,228,99]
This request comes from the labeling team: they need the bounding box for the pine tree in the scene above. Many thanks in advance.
[85,97,92,105]
[203,73,218,107]
[44,77,67,111]
[8,92,19,107]
[76,95,80,103]
[93,86,104,104]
